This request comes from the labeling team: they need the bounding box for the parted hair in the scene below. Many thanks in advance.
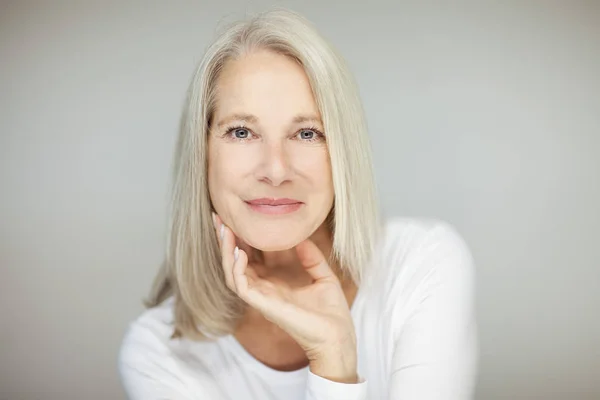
[145,9,382,340]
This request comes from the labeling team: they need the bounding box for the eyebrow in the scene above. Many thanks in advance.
[214,113,258,129]
[291,114,322,125]
[214,113,322,128]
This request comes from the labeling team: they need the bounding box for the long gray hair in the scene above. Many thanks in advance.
[146,9,382,340]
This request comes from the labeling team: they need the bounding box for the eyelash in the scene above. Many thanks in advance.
[222,125,326,143]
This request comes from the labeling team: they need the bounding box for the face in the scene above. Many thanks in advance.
[207,49,334,252]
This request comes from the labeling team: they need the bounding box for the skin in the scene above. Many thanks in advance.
[207,49,359,384]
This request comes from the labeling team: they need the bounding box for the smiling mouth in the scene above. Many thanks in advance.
[244,198,304,215]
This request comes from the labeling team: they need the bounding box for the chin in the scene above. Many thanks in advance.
[235,221,310,251]
[245,233,302,252]
[230,205,330,251]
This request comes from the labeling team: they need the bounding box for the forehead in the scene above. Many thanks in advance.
[213,50,321,121]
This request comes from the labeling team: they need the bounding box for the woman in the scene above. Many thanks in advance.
[119,9,477,400]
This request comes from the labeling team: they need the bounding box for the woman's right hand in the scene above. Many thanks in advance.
[212,212,358,383]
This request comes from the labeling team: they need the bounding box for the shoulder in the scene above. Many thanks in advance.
[119,297,177,356]
[118,298,197,392]
[382,217,470,251]
[368,217,476,307]
[118,298,228,398]
[118,297,178,377]
[381,217,475,276]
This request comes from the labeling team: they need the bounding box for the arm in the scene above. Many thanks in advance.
[213,213,370,400]
[302,223,476,400]
[305,341,368,400]
[388,223,478,399]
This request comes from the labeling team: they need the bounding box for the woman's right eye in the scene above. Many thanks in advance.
[227,127,252,140]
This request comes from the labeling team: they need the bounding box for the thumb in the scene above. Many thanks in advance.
[295,239,338,283]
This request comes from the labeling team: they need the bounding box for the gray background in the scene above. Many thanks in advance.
[1,1,598,399]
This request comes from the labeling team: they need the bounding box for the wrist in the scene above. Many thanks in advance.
[308,345,358,384]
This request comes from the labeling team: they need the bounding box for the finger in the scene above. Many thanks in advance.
[244,264,261,283]
[217,217,237,292]
[211,212,218,240]
[212,212,224,247]
[235,237,259,264]
[232,248,249,296]
[295,239,338,283]
[232,251,277,313]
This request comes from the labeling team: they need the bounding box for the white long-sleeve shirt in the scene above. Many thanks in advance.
[118,217,478,399]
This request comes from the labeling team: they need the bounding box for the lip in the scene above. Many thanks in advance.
[246,198,302,206]
[244,198,304,215]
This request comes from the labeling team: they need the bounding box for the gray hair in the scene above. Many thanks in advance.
[146,8,382,340]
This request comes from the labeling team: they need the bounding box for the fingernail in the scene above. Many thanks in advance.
[212,212,216,227]
[234,246,239,261]
[220,224,225,240]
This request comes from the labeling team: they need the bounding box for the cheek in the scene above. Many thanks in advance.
[208,145,248,184]
[208,146,258,215]
[207,144,236,202]
[298,148,334,194]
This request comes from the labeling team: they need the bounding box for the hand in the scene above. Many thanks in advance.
[212,213,358,381]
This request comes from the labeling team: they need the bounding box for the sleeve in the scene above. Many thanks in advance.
[305,370,368,400]
[118,321,227,400]
[388,222,478,399]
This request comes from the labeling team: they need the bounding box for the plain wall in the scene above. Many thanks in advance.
[1,1,598,399]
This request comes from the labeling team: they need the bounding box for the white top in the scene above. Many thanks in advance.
[118,218,478,399]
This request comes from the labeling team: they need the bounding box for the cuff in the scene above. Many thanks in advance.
[306,370,368,400]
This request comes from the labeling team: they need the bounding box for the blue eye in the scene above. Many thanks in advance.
[299,129,315,140]
[296,128,325,142]
[223,126,253,141]
[232,127,250,139]
[223,126,324,143]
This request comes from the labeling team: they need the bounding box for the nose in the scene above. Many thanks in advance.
[255,140,292,186]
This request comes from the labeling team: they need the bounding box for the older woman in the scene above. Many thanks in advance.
[119,9,477,400]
